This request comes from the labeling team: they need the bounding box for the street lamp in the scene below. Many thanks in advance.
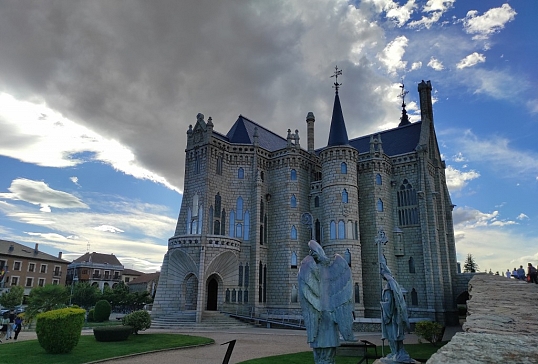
[69,268,79,305]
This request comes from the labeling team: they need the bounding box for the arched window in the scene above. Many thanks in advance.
[411,288,418,306]
[214,193,221,217]
[344,248,351,266]
[260,199,264,222]
[221,209,226,235]
[409,257,416,273]
[377,198,384,212]
[314,196,319,207]
[216,156,223,175]
[209,206,213,234]
[330,221,336,239]
[290,225,297,240]
[347,221,354,239]
[291,251,297,268]
[244,211,250,240]
[291,285,298,303]
[338,220,345,239]
[398,179,419,226]
[376,173,382,185]
[238,167,244,179]
[236,196,243,220]
[238,264,244,286]
[225,289,230,303]
[244,263,249,287]
[213,220,220,235]
[290,194,297,208]
[229,210,235,237]
[342,189,348,203]
[290,169,297,180]
[186,208,192,234]
[192,194,199,217]
[354,283,360,303]
[341,162,347,174]
[236,223,243,238]
[315,219,321,243]
[260,171,264,182]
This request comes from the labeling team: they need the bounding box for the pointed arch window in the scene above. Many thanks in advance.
[290,194,297,208]
[354,283,360,303]
[398,179,419,226]
[221,209,226,235]
[238,167,244,179]
[244,211,250,240]
[409,257,416,273]
[290,169,297,180]
[260,199,264,222]
[315,219,321,243]
[342,189,348,203]
[330,221,336,239]
[341,162,347,174]
[291,251,298,268]
[209,206,214,234]
[236,197,243,220]
[411,288,418,306]
[338,220,345,239]
[376,174,382,185]
[244,263,249,287]
[214,193,221,217]
[314,196,319,207]
[229,210,235,237]
[290,225,297,240]
[216,156,223,175]
[377,198,384,212]
[213,220,220,235]
[238,263,244,286]
[344,248,351,266]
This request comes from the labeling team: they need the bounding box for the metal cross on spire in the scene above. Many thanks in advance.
[398,79,409,108]
[331,65,342,93]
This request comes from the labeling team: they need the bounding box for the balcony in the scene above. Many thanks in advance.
[92,274,102,279]
[168,235,241,252]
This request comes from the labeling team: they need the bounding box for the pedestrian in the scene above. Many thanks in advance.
[511,268,518,279]
[527,263,538,284]
[505,269,511,278]
[517,265,526,280]
[4,310,14,340]
[13,315,23,340]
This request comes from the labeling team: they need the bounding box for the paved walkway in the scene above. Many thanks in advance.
[2,326,462,364]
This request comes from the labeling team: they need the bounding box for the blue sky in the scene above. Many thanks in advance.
[0,0,536,273]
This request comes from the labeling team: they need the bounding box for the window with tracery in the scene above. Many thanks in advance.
[397,179,419,225]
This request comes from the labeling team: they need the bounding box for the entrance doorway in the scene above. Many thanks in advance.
[207,278,218,310]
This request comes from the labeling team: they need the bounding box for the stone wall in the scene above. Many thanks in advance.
[427,274,538,363]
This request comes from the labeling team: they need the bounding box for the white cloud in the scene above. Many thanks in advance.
[423,0,456,13]
[410,61,422,70]
[408,0,455,29]
[452,152,466,162]
[0,178,89,211]
[93,225,125,233]
[0,93,178,192]
[377,36,408,75]
[70,176,80,187]
[445,165,480,191]
[516,213,528,221]
[453,207,516,228]
[463,4,517,40]
[427,56,444,70]
[456,52,486,69]
[385,0,417,27]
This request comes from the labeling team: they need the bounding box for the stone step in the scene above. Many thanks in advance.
[151,311,253,329]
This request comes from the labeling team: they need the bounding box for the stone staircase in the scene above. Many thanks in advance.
[151,310,253,329]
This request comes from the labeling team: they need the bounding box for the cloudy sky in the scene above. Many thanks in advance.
[0,0,536,274]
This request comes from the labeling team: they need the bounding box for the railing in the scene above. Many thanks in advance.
[168,235,241,251]
[92,274,102,279]
[222,307,305,329]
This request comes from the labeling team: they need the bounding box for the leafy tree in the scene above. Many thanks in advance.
[130,291,153,310]
[415,321,444,346]
[27,284,70,318]
[0,285,24,309]
[463,254,479,273]
[71,282,100,309]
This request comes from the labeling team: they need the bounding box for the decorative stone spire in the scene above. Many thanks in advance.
[327,66,349,147]
[418,80,434,122]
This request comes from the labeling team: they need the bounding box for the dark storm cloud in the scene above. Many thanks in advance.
[0,0,395,190]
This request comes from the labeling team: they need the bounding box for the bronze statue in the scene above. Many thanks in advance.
[298,240,355,364]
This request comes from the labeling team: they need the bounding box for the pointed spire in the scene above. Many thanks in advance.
[327,66,349,146]
[398,80,410,127]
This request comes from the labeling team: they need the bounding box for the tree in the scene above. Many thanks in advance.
[27,284,70,318]
[463,254,479,273]
[70,282,100,309]
[0,285,24,309]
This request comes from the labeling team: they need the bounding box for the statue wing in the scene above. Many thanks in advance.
[329,254,355,341]
[298,255,321,343]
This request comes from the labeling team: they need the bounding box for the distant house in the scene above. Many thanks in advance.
[122,268,144,284]
[0,239,69,296]
[67,252,124,291]
[127,272,160,298]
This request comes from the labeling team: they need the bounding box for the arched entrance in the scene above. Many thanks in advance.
[206,277,218,310]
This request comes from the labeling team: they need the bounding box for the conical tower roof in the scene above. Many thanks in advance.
[327,91,349,146]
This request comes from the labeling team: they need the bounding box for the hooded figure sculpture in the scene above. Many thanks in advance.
[380,254,417,363]
[298,240,355,364]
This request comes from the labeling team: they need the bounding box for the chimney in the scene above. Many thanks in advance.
[34,243,39,254]
[306,112,315,153]
[58,252,63,259]
[8,245,14,252]
[418,80,434,122]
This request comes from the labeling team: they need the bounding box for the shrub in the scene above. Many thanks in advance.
[122,310,151,334]
[36,307,85,354]
[93,325,133,342]
[415,321,444,346]
[93,300,111,322]
[88,308,95,322]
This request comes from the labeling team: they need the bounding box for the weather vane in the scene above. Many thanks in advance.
[331,65,342,93]
[398,79,409,108]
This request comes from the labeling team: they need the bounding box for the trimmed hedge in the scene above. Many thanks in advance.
[94,300,111,322]
[122,310,151,334]
[36,307,85,354]
[93,325,133,342]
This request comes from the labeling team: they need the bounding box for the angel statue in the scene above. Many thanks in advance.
[298,240,355,364]
[379,255,418,363]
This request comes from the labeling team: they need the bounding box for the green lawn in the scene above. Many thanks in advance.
[238,342,446,364]
[0,333,214,364]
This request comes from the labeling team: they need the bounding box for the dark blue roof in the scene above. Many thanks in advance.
[348,121,422,156]
[223,115,288,151]
[327,93,349,146]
